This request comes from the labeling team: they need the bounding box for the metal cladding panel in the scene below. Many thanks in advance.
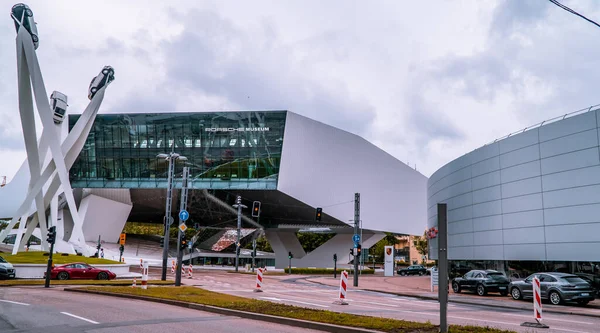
[277,112,427,235]
[428,109,600,261]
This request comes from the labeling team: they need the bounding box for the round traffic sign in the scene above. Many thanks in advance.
[179,210,189,221]
[353,234,360,243]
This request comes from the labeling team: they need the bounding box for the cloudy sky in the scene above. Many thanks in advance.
[1,0,599,182]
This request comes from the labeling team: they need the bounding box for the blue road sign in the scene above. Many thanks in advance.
[353,234,360,243]
[179,210,189,221]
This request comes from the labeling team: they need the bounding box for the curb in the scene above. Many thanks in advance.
[64,288,383,333]
[305,278,600,319]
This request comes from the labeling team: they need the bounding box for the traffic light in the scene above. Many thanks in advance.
[288,251,293,259]
[349,248,354,257]
[119,244,124,254]
[315,207,322,221]
[180,236,188,250]
[252,201,261,217]
[333,253,337,262]
[252,249,256,258]
[357,244,362,256]
[236,247,241,256]
[46,226,56,244]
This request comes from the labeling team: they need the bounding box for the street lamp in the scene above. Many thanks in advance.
[157,151,187,281]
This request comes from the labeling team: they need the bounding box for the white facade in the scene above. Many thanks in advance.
[428,106,600,262]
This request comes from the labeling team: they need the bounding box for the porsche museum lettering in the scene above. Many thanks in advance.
[205,127,270,132]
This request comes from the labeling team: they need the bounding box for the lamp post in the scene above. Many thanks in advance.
[232,195,247,272]
[157,151,187,281]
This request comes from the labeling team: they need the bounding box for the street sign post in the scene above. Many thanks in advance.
[179,223,187,233]
[179,210,189,221]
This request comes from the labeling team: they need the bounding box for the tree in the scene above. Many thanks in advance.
[371,232,401,262]
[413,231,429,263]
[296,232,335,253]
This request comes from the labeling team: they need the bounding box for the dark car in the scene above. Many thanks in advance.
[44,262,116,280]
[10,3,39,49]
[0,256,16,279]
[575,273,600,297]
[452,270,510,296]
[397,265,427,276]
[509,272,595,305]
[88,66,115,100]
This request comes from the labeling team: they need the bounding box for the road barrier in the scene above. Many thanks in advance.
[141,261,149,290]
[132,277,137,288]
[188,264,193,279]
[334,270,349,305]
[171,260,175,274]
[520,276,549,328]
[253,268,264,292]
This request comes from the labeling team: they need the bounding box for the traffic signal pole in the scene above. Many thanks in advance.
[353,193,360,287]
[233,196,247,272]
[175,167,189,287]
[44,226,56,288]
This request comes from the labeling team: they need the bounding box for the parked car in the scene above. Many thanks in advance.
[88,66,115,100]
[509,272,595,305]
[10,3,39,49]
[574,273,600,297]
[50,91,68,124]
[0,256,16,279]
[452,270,510,296]
[45,262,116,280]
[397,265,427,276]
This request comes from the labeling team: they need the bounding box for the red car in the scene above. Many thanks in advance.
[46,262,116,280]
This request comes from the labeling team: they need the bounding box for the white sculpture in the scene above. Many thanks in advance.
[0,5,113,255]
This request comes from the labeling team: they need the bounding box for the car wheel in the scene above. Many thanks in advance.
[57,272,69,280]
[419,271,424,276]
[549,291,562,305]
[511,287,522,300]
[97,272,109,280]
[400,271,406,276]
[452,282,461,293]
[577,300,589,306]
[476,284,487,296]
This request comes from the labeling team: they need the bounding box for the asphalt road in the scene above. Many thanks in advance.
[182,270,600,333]
[0,286,323,333]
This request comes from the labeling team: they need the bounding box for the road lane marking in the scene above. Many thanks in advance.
[259,297,329,308]
[61,312,99,324]
[500,312,593,325]
[0,300,29,306]
[447,315,518,327]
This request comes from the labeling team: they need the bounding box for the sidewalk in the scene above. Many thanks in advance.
[305,274,600,318]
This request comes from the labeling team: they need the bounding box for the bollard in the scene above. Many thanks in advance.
[333,270,349,305]
[520,276,549,328]
[188,263,193,279]
[171,260,175,274]
[132,277,137,288]
[253,268,264,292]
[141,261,149,290]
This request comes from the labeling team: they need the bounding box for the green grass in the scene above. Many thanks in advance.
[0,279,173,286]
[77,286,515,333]
[0,251,121,265]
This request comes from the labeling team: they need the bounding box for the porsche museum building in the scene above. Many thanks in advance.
[60,110,427,268]
[427,106,600,278]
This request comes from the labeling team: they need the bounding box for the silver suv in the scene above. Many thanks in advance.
[509,272,595,305]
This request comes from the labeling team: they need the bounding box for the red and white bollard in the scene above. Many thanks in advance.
[253,268,264,292]
[171,260,175,274]
[132,277,137,288]
[141,261,149,290]
[188,263,193,279]
[520,276,549,328]
[140,258,143,273]
[533,276,542,322]
[181,264,185,276]
[334,270,349,305]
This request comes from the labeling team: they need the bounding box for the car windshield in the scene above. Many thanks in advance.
[0,256,6,263]
[563,276,588,284]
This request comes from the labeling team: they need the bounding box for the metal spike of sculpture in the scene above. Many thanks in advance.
[0,4,113,255]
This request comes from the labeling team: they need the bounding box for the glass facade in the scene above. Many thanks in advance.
[68,111,287,189]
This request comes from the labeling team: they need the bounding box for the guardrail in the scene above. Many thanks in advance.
[481,104,600,147]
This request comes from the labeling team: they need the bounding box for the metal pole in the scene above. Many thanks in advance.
[252,239,257,273]
[161,155,175,281]
[438,203,448,333]
[233,195,246,272]
[175,167,189,286]
[354,192,360,287]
